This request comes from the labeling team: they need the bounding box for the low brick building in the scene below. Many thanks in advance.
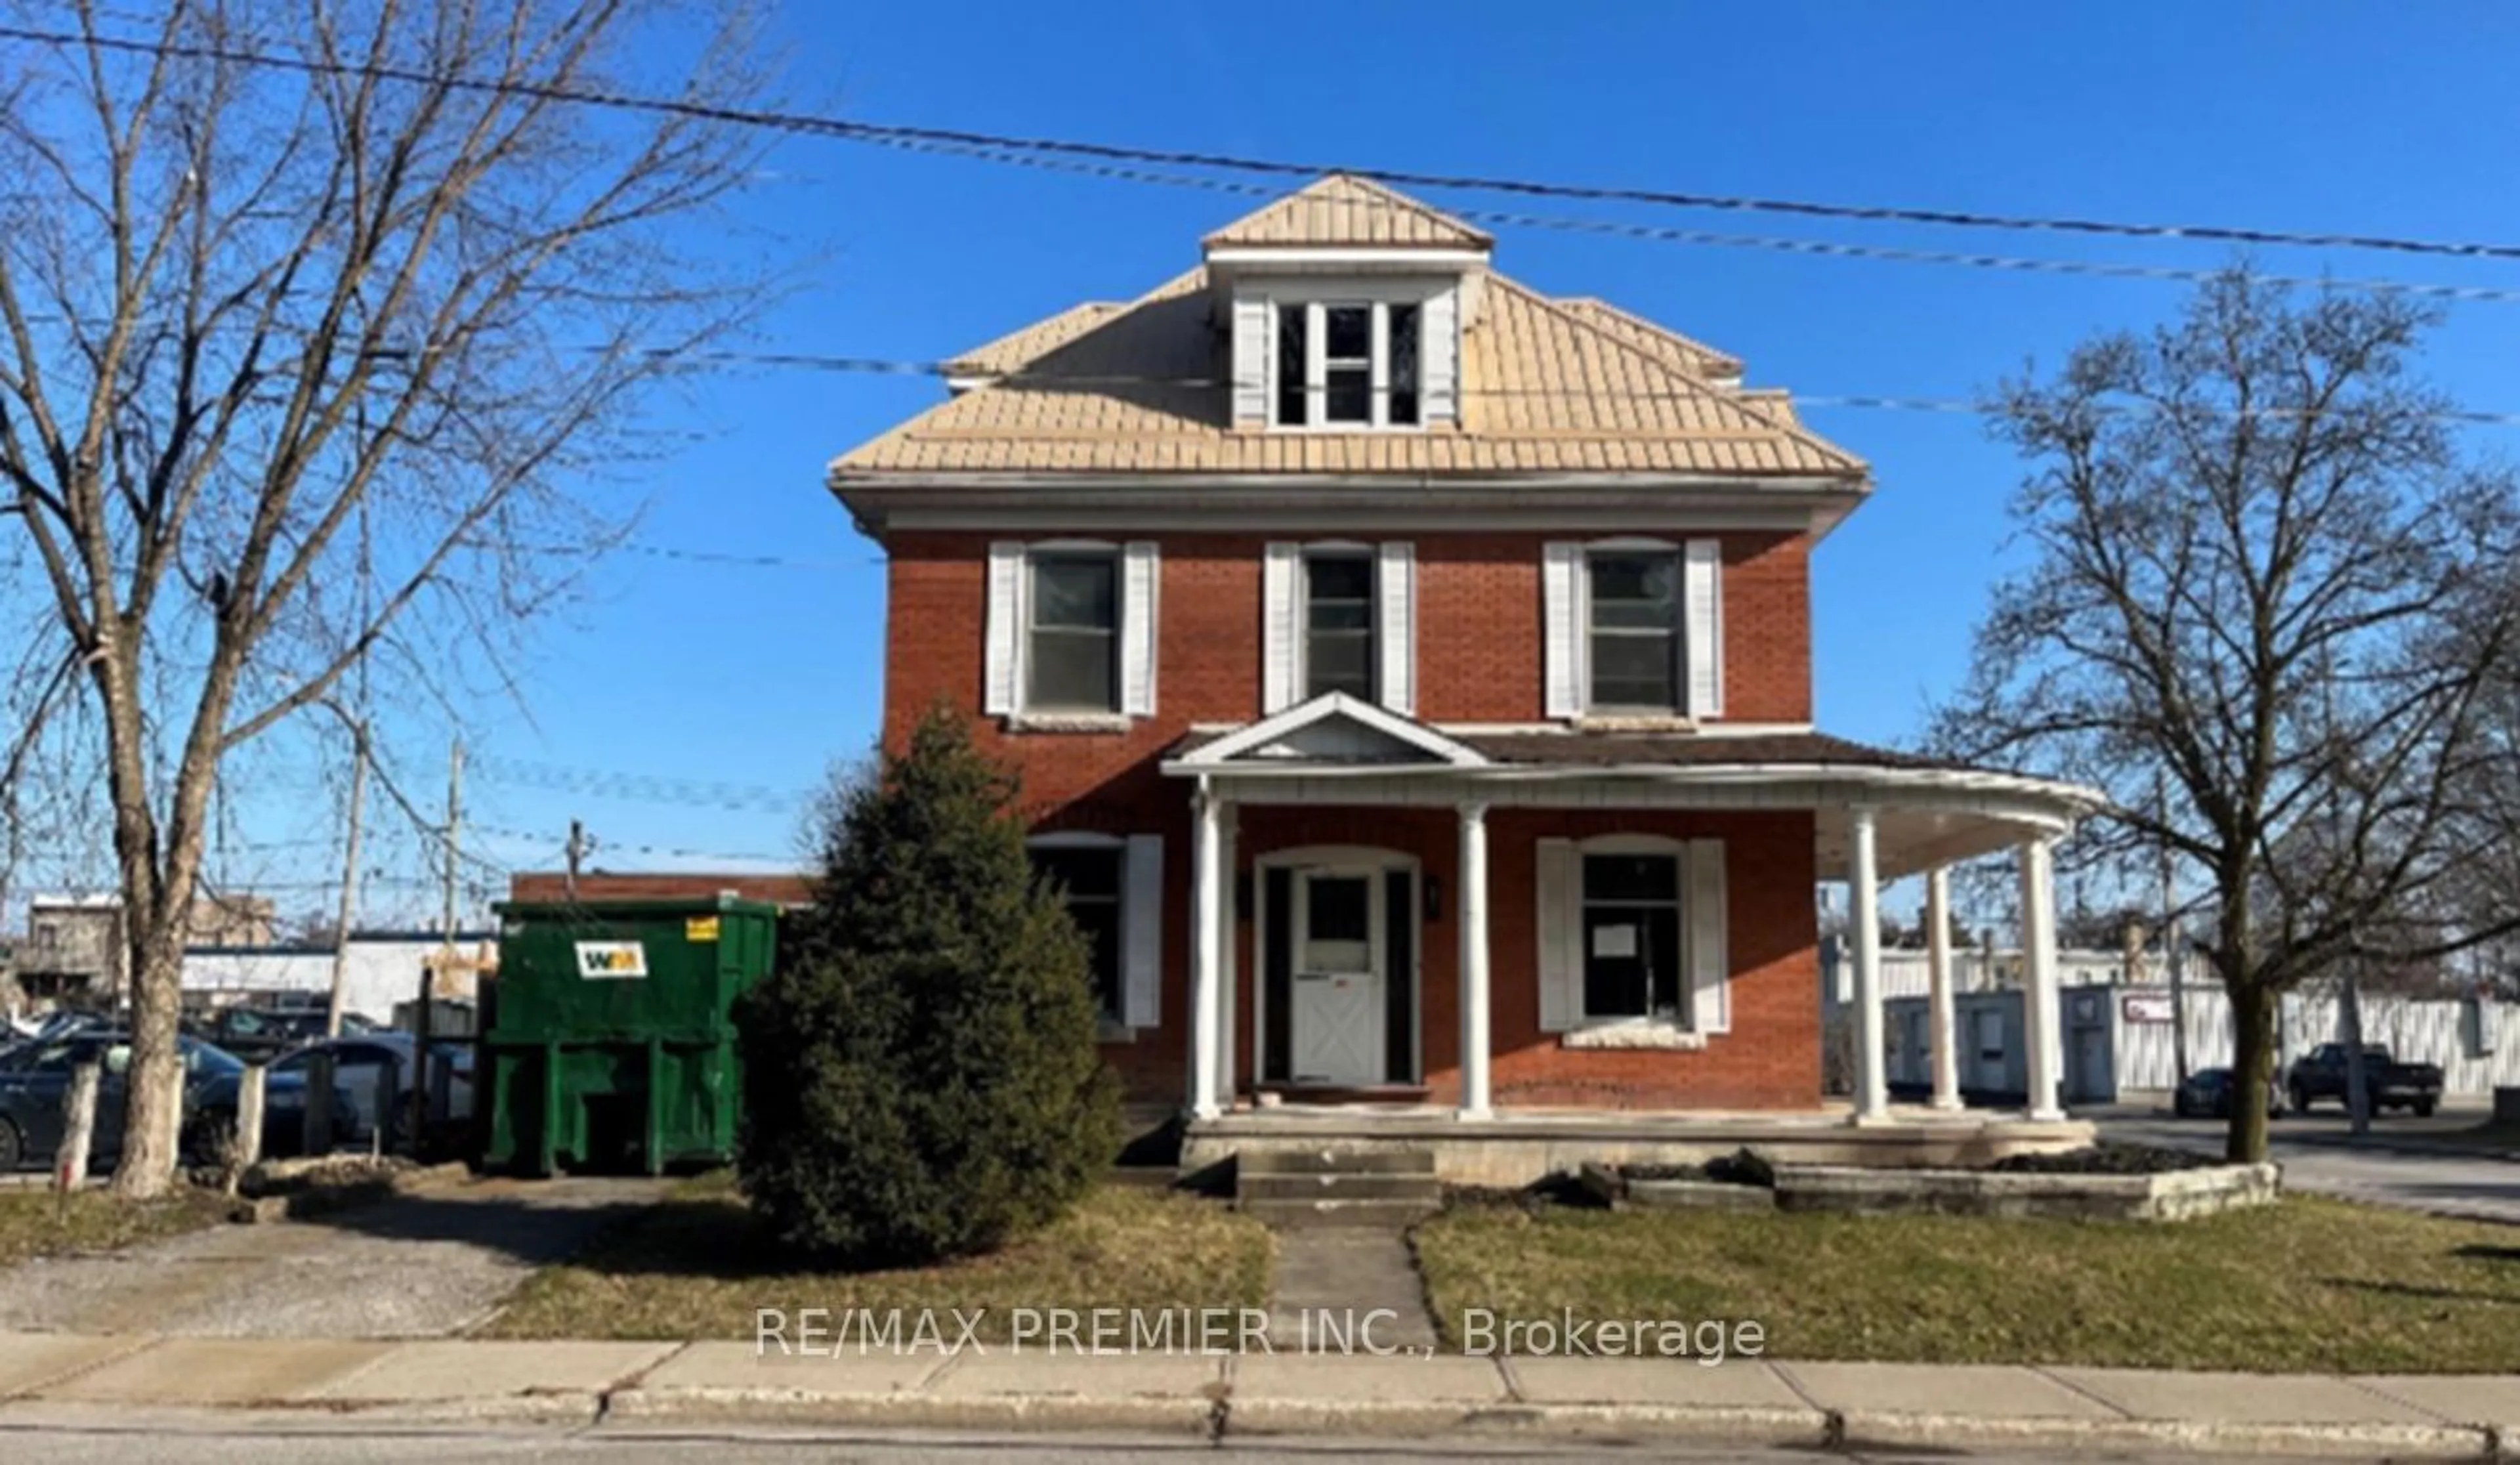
[828,176,2100,1132]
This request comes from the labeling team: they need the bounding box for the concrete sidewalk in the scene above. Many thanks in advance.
[0,1332,2512,1456]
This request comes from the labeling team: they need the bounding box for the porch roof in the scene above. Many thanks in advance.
[1159,696,2108,879]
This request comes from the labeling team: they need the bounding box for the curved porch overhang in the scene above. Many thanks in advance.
[1159,759,2103,881]
[1158,692,2109,880]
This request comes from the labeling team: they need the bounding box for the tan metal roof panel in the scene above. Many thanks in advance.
[1202,173,1494,250]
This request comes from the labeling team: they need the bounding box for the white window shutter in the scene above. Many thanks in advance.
[1121,541,1159,717]
[1261,542,1300,713]
[1542,542,1584,719]
[1687,839,1730,1034]
[1376,541,1416,716]
[1536,838,1579,1032]
[1122,834,1165,1028]
[1685,539,1725,719]
[984,541,1024,715]
[1232,289,1270,425]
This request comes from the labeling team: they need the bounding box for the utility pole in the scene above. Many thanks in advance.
[442,738,464,950]
[2157,771,2189,1086]
[413,737,463,1155]
[566,818,589,900]
[324,721,369,1040]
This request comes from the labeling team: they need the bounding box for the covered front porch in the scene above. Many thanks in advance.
[1160,694,2107,1174]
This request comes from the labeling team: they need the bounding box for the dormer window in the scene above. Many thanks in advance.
[1272,300,1423,429]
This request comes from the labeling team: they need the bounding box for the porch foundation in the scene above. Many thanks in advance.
[1180,1107,2096,1189]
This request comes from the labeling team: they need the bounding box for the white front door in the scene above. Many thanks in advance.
[1291,870,1385,1086]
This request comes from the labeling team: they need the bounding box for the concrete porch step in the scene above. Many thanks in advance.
[1240,1171,1441,1204]
[1236,1147,1437,1177]
[1240,1196,1440,1229]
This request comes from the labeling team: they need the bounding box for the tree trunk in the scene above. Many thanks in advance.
[2227,982,2278,1162]
[112,933,189,1195]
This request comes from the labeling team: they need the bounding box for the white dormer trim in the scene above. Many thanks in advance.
[1173,692,1488,769]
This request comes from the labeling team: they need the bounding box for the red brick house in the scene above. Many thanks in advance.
[830,177,2099,1149]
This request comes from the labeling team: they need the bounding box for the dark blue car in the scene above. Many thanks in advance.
[0,1032,354,1171]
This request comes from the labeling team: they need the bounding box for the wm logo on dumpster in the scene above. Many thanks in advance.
[575,941,649,979]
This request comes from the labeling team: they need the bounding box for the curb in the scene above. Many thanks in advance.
[1837,1409,2499,1460]
[599,1386,1216,1437]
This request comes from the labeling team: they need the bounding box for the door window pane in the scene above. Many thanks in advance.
[1028,555,1118,711]
[1303,875,1373,974]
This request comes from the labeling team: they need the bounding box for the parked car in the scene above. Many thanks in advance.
[269,1032,474,1147]
[2284,1042,2445,1117]
[186,1001,381,1061]
[2172,1066,2283,1119]
[0,1032,355,1171]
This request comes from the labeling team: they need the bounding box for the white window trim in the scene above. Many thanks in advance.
[1566,834,1693,1040]
[1027,832,1137,1042]
[1269,290,1436,434]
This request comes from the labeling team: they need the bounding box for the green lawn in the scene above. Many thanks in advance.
[1413,1196,2520,1372]
[485,1176,1275,1340]
[0,1186,230,1267]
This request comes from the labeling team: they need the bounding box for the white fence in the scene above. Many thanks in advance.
[181,935,497,1025]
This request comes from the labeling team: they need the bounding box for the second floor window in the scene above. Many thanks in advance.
[1028,553,1118,712]
[1587,551,1681,711]
[1274,301,1422,429]
[1304,553,1376,699]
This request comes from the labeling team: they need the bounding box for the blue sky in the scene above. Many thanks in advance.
[182,3,2520,924]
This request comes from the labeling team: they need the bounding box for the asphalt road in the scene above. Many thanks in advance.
[2092,1101,2520,1224]
[0,1175,663,1336]
[0,1418,2371,1465]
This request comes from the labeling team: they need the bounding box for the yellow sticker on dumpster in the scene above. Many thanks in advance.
[686,916,721,943]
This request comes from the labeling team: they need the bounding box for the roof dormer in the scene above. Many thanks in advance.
[1206,175,1490,432]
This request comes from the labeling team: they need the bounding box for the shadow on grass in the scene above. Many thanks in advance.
[2452,1242,2520,1264]
[2320,1276,2520,1307]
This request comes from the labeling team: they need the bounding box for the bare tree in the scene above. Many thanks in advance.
[1933,270,2520,1162]
[0,1,774,1195]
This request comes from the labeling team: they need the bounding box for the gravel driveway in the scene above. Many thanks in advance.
[0,1175,665,1338]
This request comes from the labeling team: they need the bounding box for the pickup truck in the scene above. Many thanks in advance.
[2284,1043,2445,1116]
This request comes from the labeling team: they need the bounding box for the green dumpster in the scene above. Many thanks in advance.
[482,895,780,1176]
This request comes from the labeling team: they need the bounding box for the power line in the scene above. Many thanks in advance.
[469,754,809,813]
[12,18,2520,269]
[852,133,2520,308]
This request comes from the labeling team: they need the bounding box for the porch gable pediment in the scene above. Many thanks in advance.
[1172,692,1488,770]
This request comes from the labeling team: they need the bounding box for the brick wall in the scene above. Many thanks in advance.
[1230,807,1820,1113]
[881,530,1824,1111]
[884,528,1815,794]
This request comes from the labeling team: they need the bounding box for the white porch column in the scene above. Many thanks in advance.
[1187,780,1223,1122]
[1216,805,1239,1111]
[1925,866,1962,1111]
[2017,835,2066,1122]
[1847,805,1888,1122]
[1456,801,1492,1120]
